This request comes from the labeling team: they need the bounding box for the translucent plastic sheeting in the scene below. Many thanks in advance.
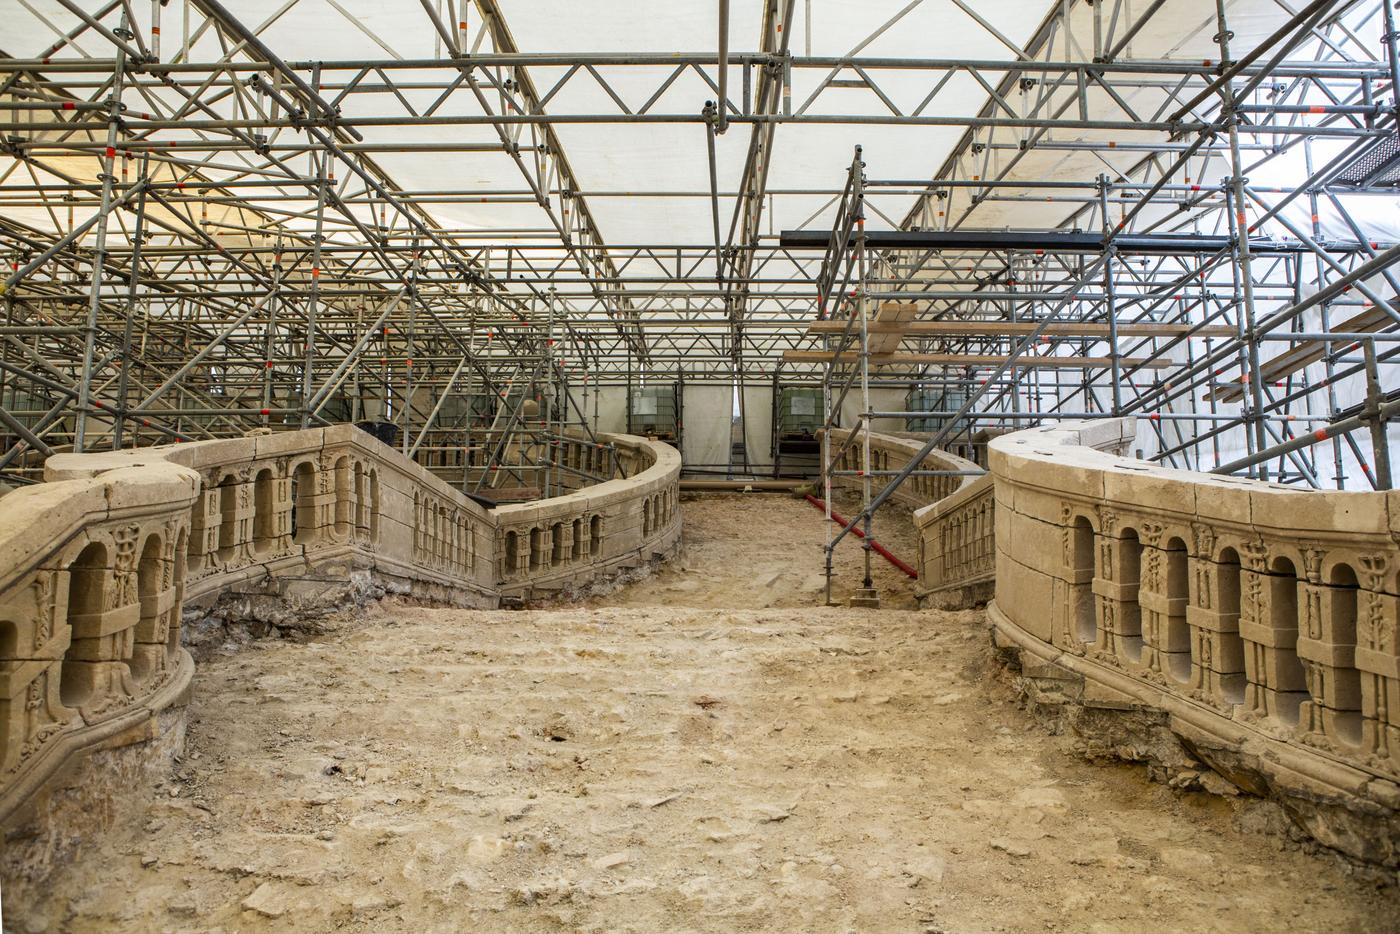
[425,2,976,239]
[946,4,1395,238]
[590,386,629,434]
[681,384,734,470]
[742,384,775,470]
[6,0,1391,250]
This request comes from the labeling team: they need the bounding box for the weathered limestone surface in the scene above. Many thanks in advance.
[0,424,680,880]
[988,417,1400,866]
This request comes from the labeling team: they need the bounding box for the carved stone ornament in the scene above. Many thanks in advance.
[1191,522,1216,560]
[1304,584,1322,640]
[30,570,59,650]
[113,525,140,609]
[1096,505,1117,537]
[1192,551,1214,610]
[1358,553,1390,593]
[1241,539,1269,572]
[1301,545,1325,584]
[1139,521,1164,548]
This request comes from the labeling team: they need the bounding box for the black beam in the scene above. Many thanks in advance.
[778,229,1371,255]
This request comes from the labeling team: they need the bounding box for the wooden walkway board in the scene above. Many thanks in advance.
[1204,305,1394,403]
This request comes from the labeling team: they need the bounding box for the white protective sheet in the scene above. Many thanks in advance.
[590,386,630,435]
[681,384,735,472]
[742,384,775,471]
[839,386,909,435]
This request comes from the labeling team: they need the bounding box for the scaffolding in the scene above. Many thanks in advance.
[800,0,1398,601]
[0,0,1394,568]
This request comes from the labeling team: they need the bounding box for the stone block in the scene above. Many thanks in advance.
[321,423,359,448]
[0,657,58,700]
[1302,703,1366,750]
[1138,587,1187,622]
[1102,464,1196,519]
[999,445,1107,501]
[1238,613,1298,650]
[1073,418,1133,453]
[1191,475,1254,526]
[1091,576,1138,603]
[102,465,199,513]
[136,584,179,626]
[1186,603,1238,634]
[0,483,109,570]
[67,603,141,644]
[1297,631,1356,671]
[1188,637,1247,704]
[996,550,1055,642]
[176,436,258,472]
[253,430,321,460]
[1081,674,1138,709]
[998,510,1062,571]
[1255,684,1309,725]
[1243,639,1308,694]
[1300,654,1363,710]
[1006,484,1074,526]
[1111,630,1149,671]
[1250,487,1390,538]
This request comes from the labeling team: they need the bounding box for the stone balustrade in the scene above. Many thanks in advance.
[917,475,997,609]
[824,427,976,510]
[822,427,990,607]
[0,424,680,828]
[0,462,197,827]
[987,417,1400,865]
[495,435,681,599]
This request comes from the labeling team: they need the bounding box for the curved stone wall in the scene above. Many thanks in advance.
[495,434,681,600]
[0,462,198,829]
[0,425,680,827]
[987,418,1400,865]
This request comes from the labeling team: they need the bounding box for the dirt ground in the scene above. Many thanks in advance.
[20,492,1399,932]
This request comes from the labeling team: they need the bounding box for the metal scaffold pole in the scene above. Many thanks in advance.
[72,11,128,453]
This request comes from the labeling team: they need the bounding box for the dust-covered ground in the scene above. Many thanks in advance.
[20,493,1399,932]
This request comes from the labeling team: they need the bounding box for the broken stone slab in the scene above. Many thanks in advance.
[241,881,296,918]
[989,838,1031,858]
[592,851,631,871]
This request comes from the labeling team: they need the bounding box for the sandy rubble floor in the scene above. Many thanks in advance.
[21,492,1399,932]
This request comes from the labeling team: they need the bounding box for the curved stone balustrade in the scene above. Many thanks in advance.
[917,474,997,609]
[823,427,990,607]
[495,435,681,599]
[824,427,979,511]
[824,425,1136,609]
[987,417,1400,865]
[0,462,198,830]
[0,424,680,828]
